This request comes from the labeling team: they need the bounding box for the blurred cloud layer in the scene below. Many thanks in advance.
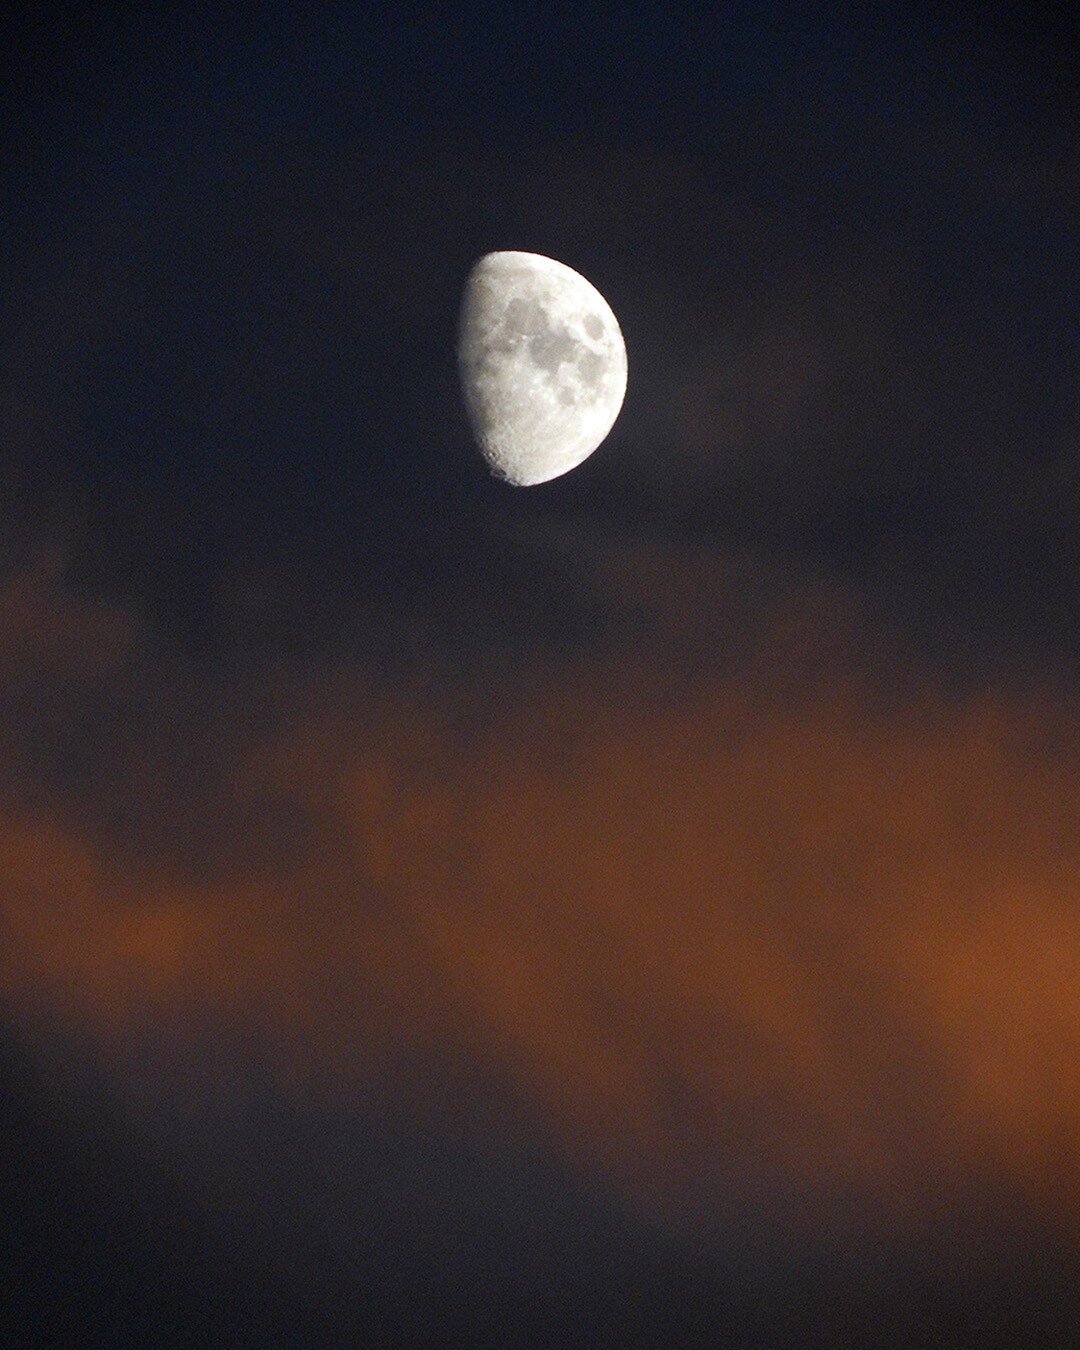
[2,542,1077,1234]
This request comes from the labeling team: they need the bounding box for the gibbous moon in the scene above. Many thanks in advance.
[458,251,627,486]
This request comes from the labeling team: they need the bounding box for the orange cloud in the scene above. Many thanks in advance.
[1,550,1078,1242]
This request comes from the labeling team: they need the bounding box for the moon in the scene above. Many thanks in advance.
[457,251,628,486]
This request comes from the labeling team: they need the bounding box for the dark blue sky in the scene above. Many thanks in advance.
[4,4,1075,663]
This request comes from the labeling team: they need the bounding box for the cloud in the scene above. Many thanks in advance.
[1,539,1077,1249]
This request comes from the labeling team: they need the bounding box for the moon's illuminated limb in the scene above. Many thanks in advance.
[458,251,627,486]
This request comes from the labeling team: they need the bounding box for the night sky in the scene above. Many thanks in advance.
[3,5,1079,1345]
